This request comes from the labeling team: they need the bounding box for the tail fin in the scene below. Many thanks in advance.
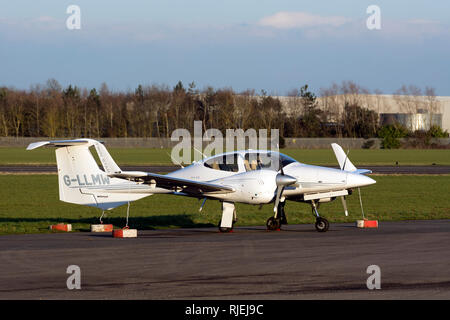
[331,143,372,174]
[331,143,357,172]
[27,139,151,210]
[93,141,121,174]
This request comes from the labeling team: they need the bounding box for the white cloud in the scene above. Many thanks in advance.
[258,11,351,29]
[35,16,56,23]
[407,19,440,25]
[255,12,450,41]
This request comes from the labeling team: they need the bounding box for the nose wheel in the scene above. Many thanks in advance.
[311,200,330,232]
[266,200,286,231]
[266,217,281,231]
[315,217,329,232]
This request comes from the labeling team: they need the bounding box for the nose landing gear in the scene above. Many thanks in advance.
[266,200,287,231]
[311,200,329,232]
[266,216,281,230]
[315,217,329,232]
[265,199,330,233]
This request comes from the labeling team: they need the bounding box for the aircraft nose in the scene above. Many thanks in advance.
[347,173,376,187]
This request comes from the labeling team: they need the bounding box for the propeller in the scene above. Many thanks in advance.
[273,167,297,217]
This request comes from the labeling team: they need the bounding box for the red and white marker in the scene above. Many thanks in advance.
[356,219,378,228]
[49,223,72,232]
[91,224,114,232]
[112,228,137,238]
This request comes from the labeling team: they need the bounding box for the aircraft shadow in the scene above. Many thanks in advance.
[0,215,215,231]
[235,226,322,233]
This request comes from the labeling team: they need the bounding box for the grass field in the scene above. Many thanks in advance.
[1,147,450,166]
[0,174,448,235]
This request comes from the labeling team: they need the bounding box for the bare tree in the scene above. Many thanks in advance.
[424,86,441,128]
[394,85,424,114]
[7,91,25,137]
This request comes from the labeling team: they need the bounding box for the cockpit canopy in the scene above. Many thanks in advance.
[204,153,240,172]
[203,151,297,172]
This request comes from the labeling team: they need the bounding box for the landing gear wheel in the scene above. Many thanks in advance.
[218,220,234,233]
[266,217,281,231]
[315,217,329,232]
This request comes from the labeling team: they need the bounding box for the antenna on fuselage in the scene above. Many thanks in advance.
[167,151,184,169]
[193,146,207,160]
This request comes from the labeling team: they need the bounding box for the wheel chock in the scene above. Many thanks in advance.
[356,219,378,228]
[91,224,113,232]
[112,228,137,238]
[49,223,72,232]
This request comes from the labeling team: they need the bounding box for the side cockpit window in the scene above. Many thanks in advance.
[244,152,273,171]
[204,154,239,172]
[244,152,297,171]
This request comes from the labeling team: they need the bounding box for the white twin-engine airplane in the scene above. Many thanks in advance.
[27,139,376,233]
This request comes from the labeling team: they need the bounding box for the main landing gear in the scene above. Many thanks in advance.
[220,199,329,233]
[266,200,287,231]
[218,201,237,233]
[311,200,329,232]
[218,220,236,233]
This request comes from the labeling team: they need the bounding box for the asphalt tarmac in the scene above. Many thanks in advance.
[1,165,449,174]
[0,220,449,299]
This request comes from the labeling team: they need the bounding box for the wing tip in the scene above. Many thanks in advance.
[26,141,49,150]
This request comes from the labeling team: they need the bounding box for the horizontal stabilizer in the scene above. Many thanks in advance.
[26,138,150,210]
[26,139,91,150]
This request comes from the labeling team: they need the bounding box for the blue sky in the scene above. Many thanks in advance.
[1,1,450,95]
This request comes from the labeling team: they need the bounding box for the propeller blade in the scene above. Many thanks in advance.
[273,186,283,214]
[273,173,297,216]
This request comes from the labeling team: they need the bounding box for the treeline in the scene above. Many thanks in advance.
[0,79,443,139]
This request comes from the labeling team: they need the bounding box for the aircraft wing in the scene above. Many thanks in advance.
[109,171,235,196]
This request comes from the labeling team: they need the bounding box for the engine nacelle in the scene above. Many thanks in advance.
[212,169,278,204]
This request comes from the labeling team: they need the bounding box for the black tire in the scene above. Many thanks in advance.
[266,217,281,231]
[315,217,329,232]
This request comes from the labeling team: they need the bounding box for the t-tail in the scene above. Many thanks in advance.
[26,139,152,210]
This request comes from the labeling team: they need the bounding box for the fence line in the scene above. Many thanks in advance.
[2,137,449,149]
